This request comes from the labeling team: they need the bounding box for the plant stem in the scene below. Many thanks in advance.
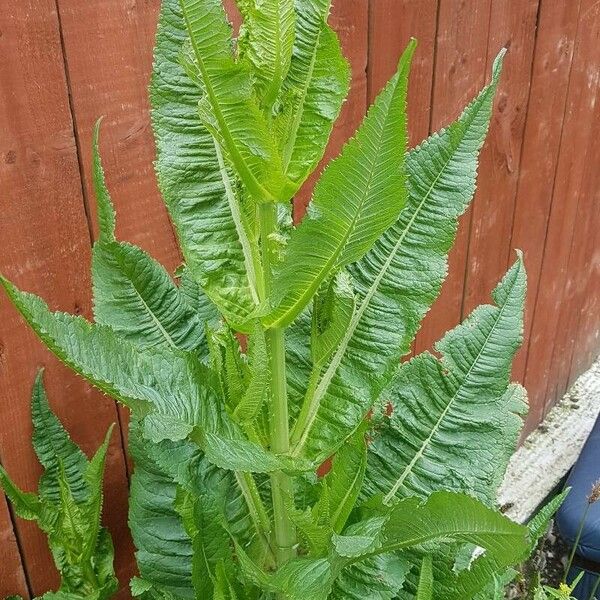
[588,574,600,600]
[564,502,591,583]
[259,202,297,567]
[235,471,276,568]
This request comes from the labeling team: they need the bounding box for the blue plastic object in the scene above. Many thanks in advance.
[556,414,600,599]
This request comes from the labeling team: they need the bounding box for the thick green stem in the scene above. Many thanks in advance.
[259,202,297,567]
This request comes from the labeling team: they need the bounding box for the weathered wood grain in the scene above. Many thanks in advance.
[367,0,438,146]
[509,0,581,391]
[0,1,134,594]
[414,0,492,354]
[524,0,600,431]
[0,494,29,597]
[462,0,540,317]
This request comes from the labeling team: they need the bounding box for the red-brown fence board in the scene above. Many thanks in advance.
[461,0,539,318]
[0,495,29,598]
[523,0,600,429]
[414,0,492,354]
[54,0,181,272]
[0,1,134,595]
[1,0,599,593]
[367,0,438,145]
[548,0,600,403]
[547,20,600,408]
[509,0,581,386]
[570,208,600,379]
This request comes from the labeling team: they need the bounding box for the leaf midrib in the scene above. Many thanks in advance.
[271,78,403,328]
[383,271,517,503]
[281,5,329,170]
[179,0,273,201]
[111,244,180,350]
[291,92,490,457]
[367,526,524,559]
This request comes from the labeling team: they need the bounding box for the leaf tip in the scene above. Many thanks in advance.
[512,249,526,278]
[0,274,18,303]
[492,47,507,81]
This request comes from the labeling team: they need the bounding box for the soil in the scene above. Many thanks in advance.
[506,522,570,598]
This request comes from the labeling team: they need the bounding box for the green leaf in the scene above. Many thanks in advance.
[372,492,529,591]
[324,425,366,534]
[178,0,293,202]
[276,0,350,184]
[291,50,505,466]
[232,325,270,423]
[92,111,210,354]
[93,240,209,352]
[91,527,119,598]
[310,273,355,370]
[213,560,239,600]
[0,278,303,474]
[81,425,113,564]
[265,40,415,328]
[330,553,409,600]
[363,255,527,506]
[416,555,433,600]
[244,0,295,109]
[177,266,220,335]
[30,370,88,504]
[528,490,569,541]
[186,493,236,598]
[243,553,334,600]
[54,464,87,556]
[328,492,529,600]
[1,373,118,597]
[128,425,196,598]
[194,429,308,474]
[332,516,387,557]
[151,0,258,329]
[0,465,41,520]
[91,119,115,242]
[289,492,332,556]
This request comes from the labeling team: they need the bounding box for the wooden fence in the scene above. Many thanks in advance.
[1,0,599,596]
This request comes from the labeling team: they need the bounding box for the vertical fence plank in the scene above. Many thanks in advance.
[53,0,169,479]
[569,206,600,381]
[461,0,540,318]
[54,0,180,271]
[367,0,438,146]
[547,62,600,406]
[0,1,135,594]
[523,0,600,430]
[0,496,29,598]
[414,0,492,354]
[293,0,369,218]
[546,1,600,403]
[509,0,581,396]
